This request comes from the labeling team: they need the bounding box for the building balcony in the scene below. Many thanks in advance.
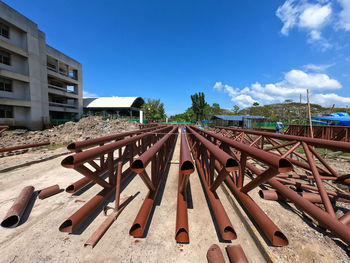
[48,85,78,99]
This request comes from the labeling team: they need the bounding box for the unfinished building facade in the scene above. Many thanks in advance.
[0,2,83,130]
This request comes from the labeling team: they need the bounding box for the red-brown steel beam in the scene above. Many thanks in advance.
[0,141,50,153]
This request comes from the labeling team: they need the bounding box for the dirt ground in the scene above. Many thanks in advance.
[0,117,139,149]
[0,131,349,262]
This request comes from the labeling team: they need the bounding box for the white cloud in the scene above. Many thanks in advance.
[338,0,350,31]
[276,0,333,49]
[299,3,331,29]
[83,90,98,97]
[303,63,334,72]
[213,69,348,108]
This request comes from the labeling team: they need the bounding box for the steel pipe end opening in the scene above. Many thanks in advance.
[59,220,73,233]
[65,185,75,193]
[61,156,74,168]
[222,226,237,240]
[129,223,144,237]
[67,143,77,152]
[131,160,145,173]
[1,215,20,228]
[272,231,289,246]
[175,228,189,243]
[278,159,293,173]
[180,161,194,175]
[226,159,239,172]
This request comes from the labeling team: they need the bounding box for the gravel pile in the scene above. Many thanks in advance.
[0,116,140,148]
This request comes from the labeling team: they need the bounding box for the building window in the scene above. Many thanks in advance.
[0,23,9,38]
[0,77,12,92]
[0,50,10,65]
[0,105,13,118]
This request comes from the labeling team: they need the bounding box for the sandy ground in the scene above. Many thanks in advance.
[0,135,268,263]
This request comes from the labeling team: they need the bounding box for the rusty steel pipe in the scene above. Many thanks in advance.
[268,178,350,245]
[259,190,350,203]
[192,126,293,173]
[194,151,237,240]
[207,244,225,263]
[67,126,164,152]
[215,126,350,153]
[1,186,34,228]
[129,128,177,237]
[66,177,93,193]
[339,212,350,227]
[131,126,177,173]
[186,126,239,173]
[175,128,195,243]
[39,184,60,199]
[224,176,288,246]
[0,141,50,153]
[61,126,172,168]
[226,245,249,263]
[59,168,133,233]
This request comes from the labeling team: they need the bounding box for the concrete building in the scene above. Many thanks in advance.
[83,97,144,119]
[0,2,83,130]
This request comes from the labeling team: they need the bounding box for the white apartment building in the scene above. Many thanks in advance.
[0,1,83,130]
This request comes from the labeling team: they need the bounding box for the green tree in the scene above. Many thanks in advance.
[191,92,208,121]
[232,105,240,114]
[141,99,166,121]
[253,102,259,107]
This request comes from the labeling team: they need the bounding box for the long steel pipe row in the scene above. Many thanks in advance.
[175,127,195,243]
[63,126,172,193]
[129,126,178,237]
[60,126,173,233]
[189,126,289,246]
[185,126,237,241]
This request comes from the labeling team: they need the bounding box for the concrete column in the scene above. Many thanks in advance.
[140,110,143,124]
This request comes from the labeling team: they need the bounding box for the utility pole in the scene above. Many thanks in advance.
[307,89,314,138]
[299,93,302,123]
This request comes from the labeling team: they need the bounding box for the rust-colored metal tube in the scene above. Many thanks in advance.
[66,177,92,193]
[187,126,239,172]
[268,178,350,245]
[0,141,50,153]
[59,187,114,233]
[131,126,177,173]
[207,244,225,263]
[1,186,34,228]
[240,167,278,193]
[0,125,8,135]
[226,245,249,263]
[259,190,350,203]
[195,157,237,241]
[67,126,164,152]
[192,126,293,173]
[224,176,288,246]
[215,126,350,153]
[39,184,60,199]
[175,129,194,243]
[61,126,172,168]
[129,128,177,237]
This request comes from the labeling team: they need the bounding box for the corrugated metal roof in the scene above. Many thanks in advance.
[83,97,144,108]
[212,115,266,121]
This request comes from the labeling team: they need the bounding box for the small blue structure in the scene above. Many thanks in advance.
[210,115,266,128]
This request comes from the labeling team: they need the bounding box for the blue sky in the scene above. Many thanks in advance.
[5,0,350,115]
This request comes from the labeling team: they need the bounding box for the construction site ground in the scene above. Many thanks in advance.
[0,129,349,262]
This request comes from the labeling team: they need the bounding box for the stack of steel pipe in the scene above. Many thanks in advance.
[129,126,178,237]
[65,125,166,194]
[214,126,350,245]
[60,126,173,234]
[190,125,290,246]
[185,125,238,241]
[175,127,195,243]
